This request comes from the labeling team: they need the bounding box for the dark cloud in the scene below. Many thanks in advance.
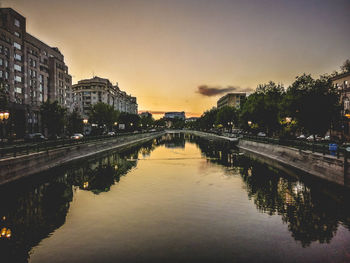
[196,85,251,96]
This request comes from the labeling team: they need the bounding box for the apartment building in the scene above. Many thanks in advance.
[72,76,138,118]
[0,8,72,136]
[331,71,350,137]
[217,93,246,109]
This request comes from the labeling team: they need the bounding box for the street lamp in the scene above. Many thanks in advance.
[0,111,10,146]
[83,118,88,124]
[247,121,252,126]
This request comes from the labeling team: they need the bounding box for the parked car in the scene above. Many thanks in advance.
[297,134,306,140]
[24,133,47,142]
[306,135,322,141]
[107,131,115,136]
[257,132,266,137]
[70,133,84,140]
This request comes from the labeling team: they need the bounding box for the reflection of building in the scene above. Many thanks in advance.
[331,72,350,137]
[0,8,72,136]
[164,111,185,120]
[217,93,246,109]
[72,76,138,118]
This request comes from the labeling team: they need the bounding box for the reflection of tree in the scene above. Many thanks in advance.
[238,159,350,247]
[190,135,350,248]
[0,137,162,261]
[0,175,73,262]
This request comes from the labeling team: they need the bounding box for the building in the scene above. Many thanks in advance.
[164,111,185,120]
[139,111,152,118]
[72,76,138,118]
[185,117,198,123]
[331,71,350,137]
[217,93,246,109]
[0,8,72,136]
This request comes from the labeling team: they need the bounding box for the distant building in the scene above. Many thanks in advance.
[217,93,246,109]
[185,117,198,123]
[0,8,72,136]
[331,71,350,137]
[139,111,152,118]
[164,111,185,120]
[72,76,138,118]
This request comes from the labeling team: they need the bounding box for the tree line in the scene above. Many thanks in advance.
[188,59,350,139]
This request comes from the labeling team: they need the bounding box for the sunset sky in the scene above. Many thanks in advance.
[3,0,350,118]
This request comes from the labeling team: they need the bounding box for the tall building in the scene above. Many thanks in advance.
[0,8,72,136]
[331,71,350,137]
[72,76,138,118]
[217,92,246,109]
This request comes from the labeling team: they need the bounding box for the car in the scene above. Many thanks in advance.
[257,132,266,137]
[71,133,84,140]
[24,133,47,142]
[107,131,115,136]
[297,134,306,140]
[322,135,331,141]
[306,135,322,141]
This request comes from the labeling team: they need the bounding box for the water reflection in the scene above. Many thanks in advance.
[0,133,350,262]
[0,140,159,262]
[193,134,350,248]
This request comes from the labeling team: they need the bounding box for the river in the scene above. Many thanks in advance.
[1,133,350,262]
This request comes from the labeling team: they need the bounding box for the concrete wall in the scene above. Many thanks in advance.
[238,139,350,188]
[0,132,164,185]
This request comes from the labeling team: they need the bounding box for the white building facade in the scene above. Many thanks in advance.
[71,76,137,118]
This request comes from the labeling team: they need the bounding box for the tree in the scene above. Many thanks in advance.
[240,81,285,135]
[340,59,350,73]
[118,112,140,131]
[140,114,154,129]
[89,102,119,131]
[283,74,340,137]
[0,82,9,110]
[215,106,238,129]
[67,108,83,135]
[40,100,66,136]
[199,107,218,130]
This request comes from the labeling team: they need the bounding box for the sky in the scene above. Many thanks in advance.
[2,0,350,118]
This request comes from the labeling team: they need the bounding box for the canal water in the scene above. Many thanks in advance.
[1,133,350,263]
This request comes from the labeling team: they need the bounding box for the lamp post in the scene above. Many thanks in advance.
[0,111,10,147]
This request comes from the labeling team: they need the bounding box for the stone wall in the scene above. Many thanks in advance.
[238,139,349,188]
[0,132,164,185]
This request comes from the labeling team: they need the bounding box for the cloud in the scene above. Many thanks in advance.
[197,85,251,97]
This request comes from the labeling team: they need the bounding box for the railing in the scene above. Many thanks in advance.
[0,130,163,160]
[241,134,346,159]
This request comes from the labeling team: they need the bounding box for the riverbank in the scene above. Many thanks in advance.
[0,131,164,185]
[177,130,349,188]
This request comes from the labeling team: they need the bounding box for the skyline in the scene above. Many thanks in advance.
[3,0,350,118]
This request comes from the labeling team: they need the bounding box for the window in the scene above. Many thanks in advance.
[15,75,22,83]
[14,42,21,50]
[15,87,22,93]
[0,58,2,66]
[14,19,20,27]
[14,53,21,61]
[39,74,43,83]
[0,70,2,78]
[4,60,8,67]
[14,64,21,72]
[39,83,43,92]
[5,71,8,79]
[14,31,20,38]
